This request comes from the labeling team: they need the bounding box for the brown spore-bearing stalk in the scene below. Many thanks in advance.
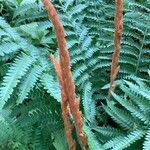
[109,0,123,96]
[50,55,76,150]
[42,0,89,150]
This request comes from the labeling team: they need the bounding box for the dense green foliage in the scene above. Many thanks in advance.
[0,0,149,149]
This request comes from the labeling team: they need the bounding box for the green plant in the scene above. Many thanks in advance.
[101,75,150,150]
[0,0,150,149]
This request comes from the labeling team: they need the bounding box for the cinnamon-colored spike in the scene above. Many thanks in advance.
[50,54,76,150]
[43,0,89,149]
[109,0,123,96]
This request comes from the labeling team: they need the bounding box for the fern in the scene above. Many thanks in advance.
[0,42,20,57]
[82,82,96,123]
[84,125,104,150]
[143,128,150,150]
[17,65,43,104]
[102,76,150,149]
[103,129,145,150]
[0,0,150,149]
[93,126,124,138]
[41,73,61,102]
[0,54,34,109]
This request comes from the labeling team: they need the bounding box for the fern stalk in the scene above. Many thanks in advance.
[50,56,76,150]
[109,0,123,96]
[42,0,89,150]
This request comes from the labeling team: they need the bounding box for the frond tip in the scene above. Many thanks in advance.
[109,0,123,96]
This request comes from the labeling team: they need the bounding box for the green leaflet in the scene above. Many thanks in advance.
[17,65,43,104]
[82,82,96,123]
[0,54,34,109]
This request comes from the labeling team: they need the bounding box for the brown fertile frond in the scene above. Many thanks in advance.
[109,0,123,96]
[43,0,89,150]
[50,54,76,150]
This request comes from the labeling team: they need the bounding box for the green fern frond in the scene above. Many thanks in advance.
[93,126,124,138]
[103,129,145,150]
[0,42,21,57]
[13,3,40,19]
[17,65,43,104]
[111,92,150,125]
[82,82,96,123]
[84,125,104,150]
[0,54,34,109]
[41,73,61,102]
[143,128,150,150]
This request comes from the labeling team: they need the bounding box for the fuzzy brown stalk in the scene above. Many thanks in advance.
[109,0,123,96]
[43,0,89,150]
[50,55,76,150]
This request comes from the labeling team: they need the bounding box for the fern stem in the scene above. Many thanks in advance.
[43,0,89,150]
[135,15,150,75]
[50,55,76,150]
[109,0,123,96]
